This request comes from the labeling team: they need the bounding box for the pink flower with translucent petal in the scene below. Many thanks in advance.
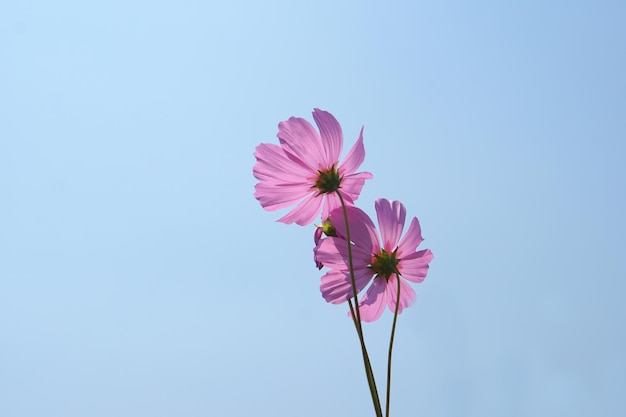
[314,198,434,322]
[253,109,373,226]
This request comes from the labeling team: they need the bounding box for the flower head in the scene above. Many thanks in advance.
[253,109,373,226]
[314,198,434,322]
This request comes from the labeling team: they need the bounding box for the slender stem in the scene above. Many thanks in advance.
[385,275,402,417]
[336,192,363,325]
[337,191,382,417]
[348,299,380,414]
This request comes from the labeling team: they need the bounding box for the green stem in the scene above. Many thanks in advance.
[336,191,382,417]
[348,299,380,414]
[385,275,402,417]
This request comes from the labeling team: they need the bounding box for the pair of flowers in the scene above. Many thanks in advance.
[253,108,433,322]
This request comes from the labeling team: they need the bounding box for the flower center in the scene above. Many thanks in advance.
[370,249,400,280]
[313,165,342,195]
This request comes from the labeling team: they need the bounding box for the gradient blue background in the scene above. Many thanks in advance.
[2,1,625,416]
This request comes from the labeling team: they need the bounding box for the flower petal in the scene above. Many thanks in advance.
[386,275,416,315]
[314,227,323,246]
[315,237,351,270]
[329,205,379,253]
[312,108,343,167]
[357,277,388,322]
[277,193,324,226]
[253,143,312,184]
[254,182,311,211]
[339,127,366,175]
[339,172,373,203]
[375,199,406,252]
[321,192,342,222]
[315,235,374,271]
[320,267,374,304]
[398,249,433,283]
[397,217,424,257]
[277,117,326,171]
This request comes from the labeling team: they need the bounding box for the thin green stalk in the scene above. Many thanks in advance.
[336,191,382,417]
[348,299,380,414]
[385,275,402,417]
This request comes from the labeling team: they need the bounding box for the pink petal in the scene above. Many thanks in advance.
[386,275,416,314]
[315,238,351,270]
[315,236,374,271]
[312,108,343,167]
[357,277,388,322]
[375,199,406,252]
[277,117,326,171]
[339,172,373,203]
[321,192,342,221]
[314,226,323,246]
[254,182,311,211]
[328,205,379,253]
[397,217,424,257]
[398,249,433,283]
[320,268,374,304]
[253,143,312,184]
[321,182,370,220]
[277,193,324,226]
[339,127,366,175]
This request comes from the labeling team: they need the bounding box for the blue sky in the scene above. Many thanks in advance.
[1,1,625,416]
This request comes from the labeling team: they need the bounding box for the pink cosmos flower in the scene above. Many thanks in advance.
[253,109,373,226]
[314,198,434,322]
